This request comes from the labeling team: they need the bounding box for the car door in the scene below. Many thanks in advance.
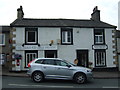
[41,59,56,78]
[54,60,73,79]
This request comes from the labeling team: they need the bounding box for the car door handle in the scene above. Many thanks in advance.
[57,68,61,69]
[43,67,46,69]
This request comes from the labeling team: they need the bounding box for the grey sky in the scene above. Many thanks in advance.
[0,0,119,28]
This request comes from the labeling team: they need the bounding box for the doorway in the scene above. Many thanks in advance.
[45,50,57,58]
[77,50,89,67]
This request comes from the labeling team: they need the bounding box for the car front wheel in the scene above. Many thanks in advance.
[32,72,44,83]
[74,73,86,84]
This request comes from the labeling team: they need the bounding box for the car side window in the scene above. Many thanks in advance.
[42,59,54,65]
[61,61,68,66]
[55,60,61,66]
[35,59,43,64]
[55,60,68,66]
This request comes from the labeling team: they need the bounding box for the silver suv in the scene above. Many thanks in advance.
[27,58,93,84]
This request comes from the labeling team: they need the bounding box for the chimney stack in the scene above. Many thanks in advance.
[91,6,100,21]
[17,6,24,19]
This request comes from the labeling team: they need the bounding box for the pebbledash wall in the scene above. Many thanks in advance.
[10,6,117,71]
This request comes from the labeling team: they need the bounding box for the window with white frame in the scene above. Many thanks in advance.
[61,28,73,45]
[94,29,105,44]
[25,28,38,44]
[0,34,5,45]
[95,50,106,67]
[0,54,6,65]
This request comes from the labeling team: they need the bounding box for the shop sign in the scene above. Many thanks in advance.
[92,45,108,50]
[16,45,57,50]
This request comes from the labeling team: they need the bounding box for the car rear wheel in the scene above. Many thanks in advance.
[74,73,86,84]
[32,72,44,83]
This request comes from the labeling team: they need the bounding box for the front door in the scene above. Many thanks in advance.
[77,50,88,67]
[45,50,57,58]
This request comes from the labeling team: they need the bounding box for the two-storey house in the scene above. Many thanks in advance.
[10,6,117,71]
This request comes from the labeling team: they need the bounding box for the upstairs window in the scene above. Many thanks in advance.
[61,28,73,45]
[94,29,105,44]
[25,28,38,44]
[0,34,5,46]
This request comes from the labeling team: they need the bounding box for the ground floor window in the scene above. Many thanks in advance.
[25,50,38,67]
[95,49,106,67]
[45,50,57,58]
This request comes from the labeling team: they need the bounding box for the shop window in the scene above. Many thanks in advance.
[25,50,38,67]
[95,50,106,67]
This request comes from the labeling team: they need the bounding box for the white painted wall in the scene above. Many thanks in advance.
[16,27,25,44]
[74,28,94,66]
[58,28,94,65]
[38,28,60,45]
[14,27,116,70]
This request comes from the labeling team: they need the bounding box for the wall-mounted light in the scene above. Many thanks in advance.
[38,43,40,47]
[22,43,25,47]
[49,40,54,46]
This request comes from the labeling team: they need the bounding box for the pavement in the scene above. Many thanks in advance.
[1,66,120,79]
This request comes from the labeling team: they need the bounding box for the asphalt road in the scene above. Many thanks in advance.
[2,76,120,88]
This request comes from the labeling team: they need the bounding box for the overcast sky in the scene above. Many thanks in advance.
[0,0,119,28]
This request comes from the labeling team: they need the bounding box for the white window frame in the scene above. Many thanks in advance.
[62,31,72,44]
[0,34,5,45]
[95,34,103,44]
[0,54,6,65]
[26,31,37,44]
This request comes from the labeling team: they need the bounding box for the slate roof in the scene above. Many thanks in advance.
[10,18,117,28]
[116,30,120,38]
[0,26,10,33]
